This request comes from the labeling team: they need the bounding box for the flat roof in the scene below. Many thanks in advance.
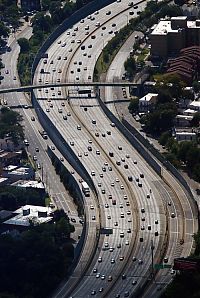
[189,101,200,107]
[4,165,18,171]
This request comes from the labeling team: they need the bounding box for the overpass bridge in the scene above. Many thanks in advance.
[0,81,140,94]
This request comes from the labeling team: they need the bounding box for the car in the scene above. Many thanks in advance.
[63,115,67,120]
[96,273,100,278]
[127,210,131,215]
[51,145,55,150]
[125,240,129,245]
[141,226,145,231]
[60,157,64,162]
[171,213,175,218]
[132,256,137,262]
[63,56,67,60]
[138,259,143,265]
[132,280,137,285]
[124,195,127,200]
[111,258,115,264]
[91,290,96,295]
[107,130,111,135]
[77,125,81,130]
[92,215,96,220]
[108,275,112,281]
[116,161,121,166]
[106,10,111,15]
[107,215,111,219]
[88,146,92,151]
[126,201,130,206]
[71,218,76,223]
[124,164,129,169]
[114,221,118,226]
[33,155,37,161]
[120,213,124,218]
[93,268,97,273]
[100,173,103,178]
[102,167,106,172]
[116,178,119,182]
[140,173,144,178]
[105,203,109,208]
[118,145,122,150]
[122,274,126,280]
[98,257,102,262]
[120,185,124,189]
[70,141,74,146]
[96,150,100,155]
[67,112,71,116]
[101,274,105,280]
[90,205,94,210]
[99,288,104,293]
[46,108,50,112]
[127,228,131,233]
[95,132,99,137]
[119,256,124,261]
[124,291,129,297]
[37,163,41,169]
[164,257,168,263]
[133,160,137,164]
[119,203,123,208]
[111,182,114,187]
[91,171,95,176]
[88,44,92,48]
[35,147,39,152]
[101,189,105,194]
[31,116,35,121]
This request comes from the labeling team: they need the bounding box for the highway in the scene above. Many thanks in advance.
[27,0,197,297]
[30,1,198,298]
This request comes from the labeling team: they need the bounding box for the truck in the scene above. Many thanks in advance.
[112,199,116,205]
[81,181,90,196]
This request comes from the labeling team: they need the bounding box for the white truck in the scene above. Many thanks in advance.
[81,181,90,196]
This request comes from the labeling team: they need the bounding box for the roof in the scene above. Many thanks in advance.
[4,205,53,227]
[12,180,45,189]
[139,93,158,102]
[189,100,200,107]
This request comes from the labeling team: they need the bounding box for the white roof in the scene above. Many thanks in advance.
[14,180,45,189]
[0,177,8,183]
[4,205,52,227]
[189,101,200,107]
[4,165,18,171]
[183,109,198,115]
[139,93,158,102]
[176,131,196,136]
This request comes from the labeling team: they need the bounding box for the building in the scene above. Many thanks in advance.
[11,180,45,196]
[175,114,194,127]
[3,205,53,230]
[18,0,41,11]
[138,93,158,113]
[175,130,196,141]
[189,100,200,111]
[0,150,22,166]
[3,165,35,182]
[150,16,200,58]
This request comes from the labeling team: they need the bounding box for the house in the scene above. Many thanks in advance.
[3,165,35,182]
[0,150,21,167]
[175,131,196,141]
[139,93,158,112]
[3,205,53,231]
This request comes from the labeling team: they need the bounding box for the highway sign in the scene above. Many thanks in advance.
[154,264,171,269]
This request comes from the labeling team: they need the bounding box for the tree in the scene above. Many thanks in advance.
[18,38,30,53]
[128,97,139,113]
[174,0,185,6]
[192,81,200,93]
[124,57,136,78]
[159,131,171,146]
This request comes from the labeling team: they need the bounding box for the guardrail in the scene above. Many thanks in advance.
[31,0,116,82]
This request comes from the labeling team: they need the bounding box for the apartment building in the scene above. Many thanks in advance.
[150,16,200,58]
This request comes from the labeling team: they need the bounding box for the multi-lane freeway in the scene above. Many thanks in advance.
[1,0,198,297]
[30,0,198,297]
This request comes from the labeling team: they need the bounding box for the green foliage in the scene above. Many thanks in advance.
[124,57,136,78]
[192,81,200,93]
[0,0,21,28]
[143,102,177,134]
[0,107,24,144]
[128,97,139,113]
[159,131,171,146]
[17,38,30,53]
[0,216,74,298]
[0,185,45,210]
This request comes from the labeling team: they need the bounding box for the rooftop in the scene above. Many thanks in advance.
[139,93,158,102]
[4,205,53,227]
[12,180,45,189]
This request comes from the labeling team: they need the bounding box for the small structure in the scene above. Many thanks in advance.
[0,150,21,166]
[18,0,41,11]
[175,131,196,141]
[3,165,35,182]
[139,93,158,112]
[3,205,53,230]
[175,115,194,127]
